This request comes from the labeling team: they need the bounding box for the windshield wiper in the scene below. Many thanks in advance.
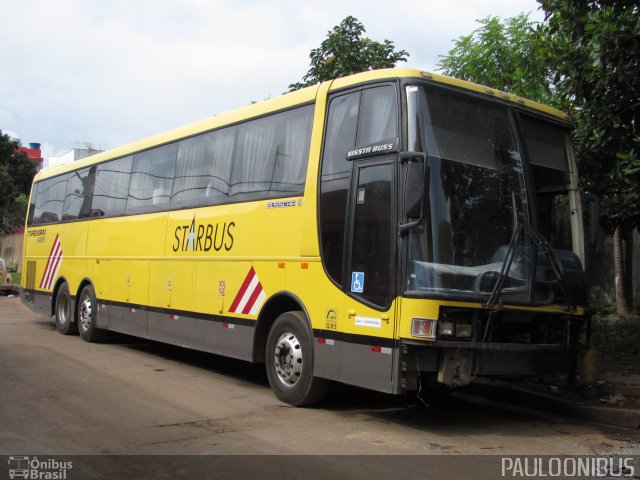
[484,221,576,312]
[525,225,576,313]
[485,222,522,310]
[485,193,521,310]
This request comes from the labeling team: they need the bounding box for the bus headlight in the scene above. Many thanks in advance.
[438,321,454,336]
[411,318,436,339]
[455,323,473,338]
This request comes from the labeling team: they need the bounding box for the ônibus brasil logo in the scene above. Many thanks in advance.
[8,456,73,479]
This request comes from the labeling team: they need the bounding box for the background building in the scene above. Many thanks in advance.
[17,142,43,171]
[47,146,103,167]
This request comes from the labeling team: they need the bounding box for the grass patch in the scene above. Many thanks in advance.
[9,271,20,284]
[591,313,640,360]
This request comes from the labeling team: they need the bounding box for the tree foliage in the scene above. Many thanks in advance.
[437,14,558,106]
[539,0,640,234]
[289,16,409,91]
[540,0,640,313]
[0,132,37,233]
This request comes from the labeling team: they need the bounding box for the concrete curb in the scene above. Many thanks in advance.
[465,379,640,429]
[602,383,640,399]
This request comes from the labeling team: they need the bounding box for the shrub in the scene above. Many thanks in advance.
[591,313,640,360]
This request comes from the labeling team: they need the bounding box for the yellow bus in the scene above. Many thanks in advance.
[21,69,590,406]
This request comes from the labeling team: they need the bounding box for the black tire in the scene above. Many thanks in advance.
[54,282,77,335]
[265,311,329,406]
[77,284,105,342]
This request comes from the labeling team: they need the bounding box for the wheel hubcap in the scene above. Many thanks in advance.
[79,295,92,331]
[274,332,303,387]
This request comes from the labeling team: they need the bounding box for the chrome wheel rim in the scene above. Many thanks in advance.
[57,293,69,325]
[274,332,303,387]
[79,294,92,332]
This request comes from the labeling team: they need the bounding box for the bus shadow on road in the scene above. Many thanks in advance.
[99,330,272,389]
[37,320,568,434]
[112,329,563,427]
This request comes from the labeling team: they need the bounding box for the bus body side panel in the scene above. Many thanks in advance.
[285,260,399,394]
[86,258,111,329]
[22,222,89,315]
[191,259,256,360]
[58,223,89,296]
[86,214,164,338]
[148,259,194,346]
[160,202,288,360]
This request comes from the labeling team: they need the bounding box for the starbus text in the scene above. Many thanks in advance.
[172,218,235,252]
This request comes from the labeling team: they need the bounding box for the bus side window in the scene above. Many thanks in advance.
[172,127,235,208]
[27,184,37,226]
[229,106,312,199]
[62,168,92,221]
[32,176,67,225]
[357,86,398,146]
[91,156,133,217]
[126,144,177,214]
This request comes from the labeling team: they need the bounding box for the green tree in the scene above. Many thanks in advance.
[437,14,558,106]
[289,16,409,91]
[0,131,37,233]
[540,0,640,314]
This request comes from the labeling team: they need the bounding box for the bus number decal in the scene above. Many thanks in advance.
[172,215,235,253]
[325,309,337,330]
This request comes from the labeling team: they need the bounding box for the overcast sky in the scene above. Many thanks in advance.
[1,0,544,163]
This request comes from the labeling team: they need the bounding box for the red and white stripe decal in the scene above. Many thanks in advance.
[228,267,266,315]
[39,234,63,290]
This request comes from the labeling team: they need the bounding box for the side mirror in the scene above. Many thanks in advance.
[399,151,427,234]
[405,162,425,219]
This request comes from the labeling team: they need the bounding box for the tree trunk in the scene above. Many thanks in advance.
[613,226,631,314]
[623,230,634,311]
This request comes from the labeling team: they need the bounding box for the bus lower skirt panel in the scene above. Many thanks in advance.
[313,333,401,395]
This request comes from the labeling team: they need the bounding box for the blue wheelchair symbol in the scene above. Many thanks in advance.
[351,272,365,293]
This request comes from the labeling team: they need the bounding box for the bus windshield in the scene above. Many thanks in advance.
[404,85,586,306]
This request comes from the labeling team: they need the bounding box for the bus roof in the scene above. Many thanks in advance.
[36,68,569,182]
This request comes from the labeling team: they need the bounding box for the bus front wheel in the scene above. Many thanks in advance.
[77,284,105,342]
[265,311,329,406]
[54,282,77,335]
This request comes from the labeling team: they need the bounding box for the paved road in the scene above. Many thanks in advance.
[1,295,638,478]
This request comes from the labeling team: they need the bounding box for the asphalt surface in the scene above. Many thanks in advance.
[1,295,638,479]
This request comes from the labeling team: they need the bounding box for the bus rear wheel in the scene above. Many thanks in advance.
[55,282,77,335]
[77,284,105,342]
[265,311,329,406]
